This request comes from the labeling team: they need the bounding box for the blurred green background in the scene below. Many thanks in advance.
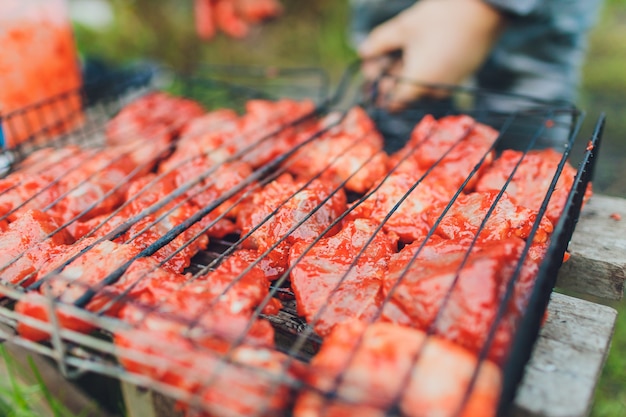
[24,0,626,415]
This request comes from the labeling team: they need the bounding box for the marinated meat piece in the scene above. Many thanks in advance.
[46,150,139,224]
[106,92,205,145]
[0,172,62,222]
[0,209,74,286]
[237,99,316,168]
[476,149,592,224]
[382,237,528,363]
[428,191,554,244]
[294,322,501,417]
[15,239,141,341]
[119,249,280,348]
[289,219,396,336]
[346,170,454,243]
[126,204,209,274]
[391,114,498,191]
[71,174,210,271]
[237,174,347,276]
[286,107,389,193]
[116,329,303,417]
[16,145,85,177]
[167,157,254,232]
[159,109,241,171]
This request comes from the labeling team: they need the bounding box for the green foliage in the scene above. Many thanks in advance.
[0,346,84,417]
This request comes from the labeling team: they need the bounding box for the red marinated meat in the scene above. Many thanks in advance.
[476,149,593,225]
[237,174,347,276]
[15,239,141,341]
[166,158,254,234]
[294,322,501,417]
[286,107,389,193]
[118,249,281,348]
[0,209,74,286]
[346,169,454,244]
[106,92,205,145]
[45,150,139,224]
[381,237,530,363]
[428,191,554,244]
[0,172,63,222]
[116,329,302,417]
[16,146,86,177]
[71,174,210,272]
[391,114,498,191]
[237,99,316,168]
[160,99,315,171]
[159,109,241,171]
[289,219,396,336]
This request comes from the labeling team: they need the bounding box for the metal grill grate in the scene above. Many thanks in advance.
[0,65,602,417]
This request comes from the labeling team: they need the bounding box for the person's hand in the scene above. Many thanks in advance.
[195,0,282,40]
[358,0,506,111]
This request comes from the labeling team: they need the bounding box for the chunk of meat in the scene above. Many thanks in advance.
[0,172,62,222]
[381,237,529,363]
[294,322,501,417]
[15,239,141,341]
[346,170,454,244]
[16,146,86,177]
[428,191,554,244]
[158,109,242,171]
[71,174,210,271]
[286,107,389,193]
[106,92,205,145]
[118,249,281,348]
[166,157,254,234]
[289,219,396,336]
[116,329,303,417]
[237,174,347,276]
[125,203,209,274]
[237,99,317,168]
[0,209,74,286]
[476,149,592,224]
[391,114,498,191]
[45,150,139,224]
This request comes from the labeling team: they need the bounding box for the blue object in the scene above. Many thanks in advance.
[0,118,5,149]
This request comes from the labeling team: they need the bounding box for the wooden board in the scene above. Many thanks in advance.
[556,194,626,299]
[510,293,617,417]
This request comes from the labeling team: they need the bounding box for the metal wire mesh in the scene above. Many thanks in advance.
[0,65,601,417]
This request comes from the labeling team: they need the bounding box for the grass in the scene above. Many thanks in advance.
[0,346,84,417]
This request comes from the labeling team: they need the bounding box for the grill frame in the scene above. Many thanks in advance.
[0,65,603,416]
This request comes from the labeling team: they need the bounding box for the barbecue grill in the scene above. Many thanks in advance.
[0,65,604,417]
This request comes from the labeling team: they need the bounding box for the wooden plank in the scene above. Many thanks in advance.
[556,194,626,299]
[510,292,617,417]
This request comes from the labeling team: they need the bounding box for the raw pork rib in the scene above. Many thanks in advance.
[289,219,396,336]
[294,321,501,417]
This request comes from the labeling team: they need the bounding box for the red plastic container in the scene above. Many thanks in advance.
[0,0,82,148]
